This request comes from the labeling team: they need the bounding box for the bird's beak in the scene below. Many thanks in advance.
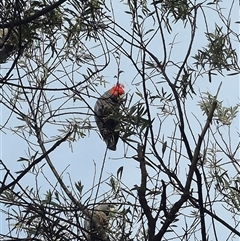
[109,207,115,212]
[119,94,126,102]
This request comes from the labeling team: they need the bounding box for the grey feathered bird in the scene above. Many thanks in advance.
[94,83,125,151]
[84,204,115,241]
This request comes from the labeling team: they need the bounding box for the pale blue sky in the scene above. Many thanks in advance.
[0,0,239,239]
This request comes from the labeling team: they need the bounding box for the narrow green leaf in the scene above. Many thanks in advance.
[117,166,124,180]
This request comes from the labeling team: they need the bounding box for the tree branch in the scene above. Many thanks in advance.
[0,0,67,28]
[0,130,72,194]
[136,144,155,240]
